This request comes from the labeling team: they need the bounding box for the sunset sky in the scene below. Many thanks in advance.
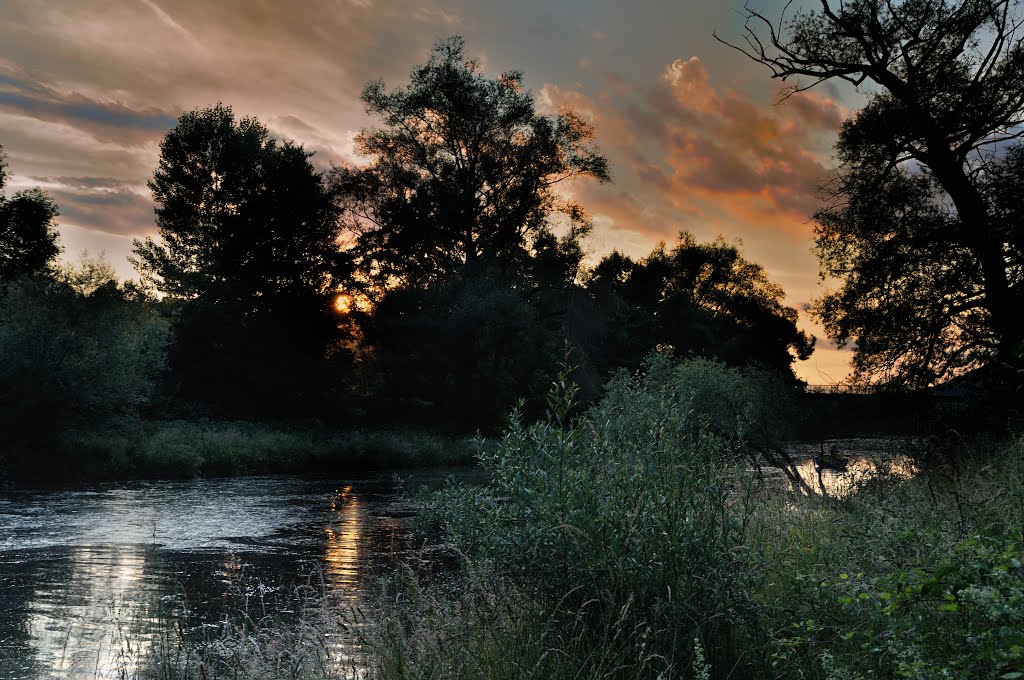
[0,0,863,383]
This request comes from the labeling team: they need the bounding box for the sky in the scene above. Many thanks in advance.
[0,0,861,384]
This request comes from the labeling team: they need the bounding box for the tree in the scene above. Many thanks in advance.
[0,145,60,282]
[330,36,610,300]
[585,232,814,380]
[131,104,346,416]
[0,255,169,471]
[814,142,1024,386]
[133,104,341,308]
[721,0,1024,386]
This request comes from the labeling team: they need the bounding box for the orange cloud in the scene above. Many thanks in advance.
[545,56,845,241]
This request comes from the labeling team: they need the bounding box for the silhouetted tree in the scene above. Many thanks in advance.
[721,0,1024,386]
[586,233,814,380]
[331,36,610,301]
[815,142,1024,386]
[132,104,346,417]
[0,145,60,282]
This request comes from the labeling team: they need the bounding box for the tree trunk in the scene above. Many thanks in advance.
[926,148,1021,372]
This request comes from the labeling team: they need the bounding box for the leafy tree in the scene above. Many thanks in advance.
[131,104,346,417]
[133,104,341,308]
[585,232,814,380]
[331,36,610,300]
[721,0,1024,386]
[0,255,169,471]
[0,145,60,282]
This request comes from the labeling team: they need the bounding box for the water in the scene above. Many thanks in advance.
[784,438,916,497]
[0,471,468,679]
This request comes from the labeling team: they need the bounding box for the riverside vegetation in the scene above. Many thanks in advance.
[62,422,476,480]
[114,356,1022,680]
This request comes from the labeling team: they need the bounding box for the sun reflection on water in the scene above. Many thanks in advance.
[325,485,363,597]
[25,544,159,680]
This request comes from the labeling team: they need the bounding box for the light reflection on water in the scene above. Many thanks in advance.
[0,472,456,680]
[326,485,361,594]
[784,439,917,497]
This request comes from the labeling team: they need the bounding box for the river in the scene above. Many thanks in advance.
[0,471,469,679]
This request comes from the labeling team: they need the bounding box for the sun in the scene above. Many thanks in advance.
[334,294,353,314]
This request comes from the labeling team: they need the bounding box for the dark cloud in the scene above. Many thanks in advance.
[34,176,154,236]
[33,176,136,191]
[0,69,175,146]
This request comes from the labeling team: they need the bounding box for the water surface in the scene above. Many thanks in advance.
[0,472,463,679]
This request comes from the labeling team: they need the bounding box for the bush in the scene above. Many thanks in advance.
[427,356,797,676]
[0,260,169,475]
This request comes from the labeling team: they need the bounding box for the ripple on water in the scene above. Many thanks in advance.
[0,471,468,680]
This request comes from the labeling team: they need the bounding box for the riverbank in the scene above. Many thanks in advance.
[114,430,1024,679]
[133,360,1024,679]
[8,357,1022,678]
[3,420,477,484]
[358,432,1024,680]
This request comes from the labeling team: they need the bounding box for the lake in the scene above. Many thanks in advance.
[0,471,468,679]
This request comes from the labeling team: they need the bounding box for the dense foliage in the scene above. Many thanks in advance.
[0,257,169,473]
[372,363,1024,680]
[0,38,818,474]
[426,357,795,675]
[330,36,609,300]
[585,233,814,379]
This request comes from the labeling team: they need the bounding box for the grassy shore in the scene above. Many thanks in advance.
[125,431,1024,679]
[39,420,477,481]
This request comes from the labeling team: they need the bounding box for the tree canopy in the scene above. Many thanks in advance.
[722,0,1024,386]
[132,104,341,310]
[0,255,170,466]
[584,233,814,380]
[0,145,60,282]
[330,36,610,300]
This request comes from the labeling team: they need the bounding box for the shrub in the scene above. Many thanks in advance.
[428,356,797,676]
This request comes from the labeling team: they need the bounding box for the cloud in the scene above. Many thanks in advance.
[541,55,854,381]
[0,68,176,146]
[139,0,205,51]
[29,176,153,237]
[268,115,360,170]
[412,7,462,24]
[545,56,844,246]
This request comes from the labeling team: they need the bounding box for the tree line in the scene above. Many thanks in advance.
[3,3,1023,465]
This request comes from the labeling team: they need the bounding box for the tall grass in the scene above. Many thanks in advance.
[110,569,360,680]
[752,435,1024,679]
[376,357,1024,679]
